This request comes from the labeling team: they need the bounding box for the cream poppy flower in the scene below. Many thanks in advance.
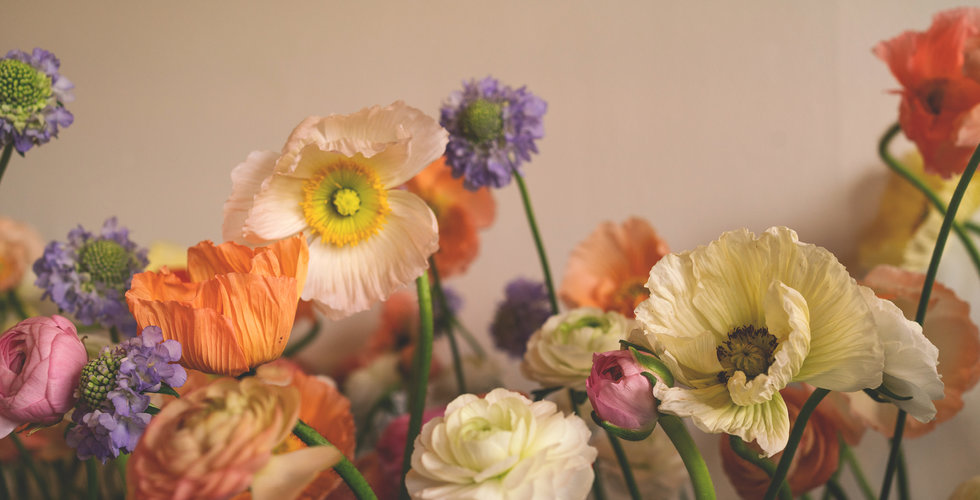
[223,102,448,319]
[634,227,912,456]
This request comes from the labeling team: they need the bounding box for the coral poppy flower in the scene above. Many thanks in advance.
[876,8,980,177]
[404,157,495,278]
[125,235,308,376]
[223,102,447,319]
[559,217,670,318]
[0,217,43,293]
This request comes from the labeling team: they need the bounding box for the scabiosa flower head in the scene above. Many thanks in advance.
[34,217,148,335]
[0,48,74,154]
[490,278,552,358]
[66,326,185,462]
[440,77,546,190]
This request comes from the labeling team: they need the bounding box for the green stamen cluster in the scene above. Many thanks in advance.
[460,99,503,144]
[78,349,123,409]
[0,59,52,128]
[77,239,134,288]
[716,325,778,383]
[558,315,609,335]
[332,188,362,216]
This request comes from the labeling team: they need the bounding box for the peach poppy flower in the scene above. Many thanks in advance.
[559,217,670,318]
[125,235,309,376]
[720,385,843,499]
[0,217,43,293]
[875,8,980,177]
[851,265,980,438]
[404,157,495,278]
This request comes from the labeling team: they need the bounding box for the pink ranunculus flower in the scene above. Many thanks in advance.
[587,350,658,432]
[0,315,87,437]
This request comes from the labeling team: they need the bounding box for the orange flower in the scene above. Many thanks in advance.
[0,217,43,293]
[720,386,843,499]
[405,157,495,278]
[875,8,980,177]
[126,235,309,376]
[559,217,670,318]
[852,265,980,438]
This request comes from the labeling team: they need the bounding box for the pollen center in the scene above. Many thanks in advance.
[302,158,389,247]
[716,325,778,383]
[461,98,503,144]
[78,239,133,288]
[0,59,51,113]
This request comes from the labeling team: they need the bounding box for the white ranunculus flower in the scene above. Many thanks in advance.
[633,227,941,457]
[406,388,597,499]
[521,307,634,390]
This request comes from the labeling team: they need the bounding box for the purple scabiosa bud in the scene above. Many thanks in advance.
[490,278,552,358]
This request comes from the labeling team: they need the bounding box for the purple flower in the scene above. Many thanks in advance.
[490,278,553,358]
[440,77,546,190]
[34,217,148,335]
[66,326,185,462]
[0,48,74,154]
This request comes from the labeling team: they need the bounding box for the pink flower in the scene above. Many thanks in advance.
[375,408,445,500]
[0,315,87,437]
[587,350,658,432]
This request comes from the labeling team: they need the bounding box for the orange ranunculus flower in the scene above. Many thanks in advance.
[405,157,495,278]
[720,385,844,499]
[875,8,980,178]
[125,235,309,376]
[559,217,670,318]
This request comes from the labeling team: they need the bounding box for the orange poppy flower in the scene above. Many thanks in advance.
[559,217,670,318]
[126,235,309,376]
[405,157,495,278]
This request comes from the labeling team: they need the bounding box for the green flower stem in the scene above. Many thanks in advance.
[897,448,909,500]
[878,123,980,276]
[449,316,486,357]
[4,291,28,321]
[400,274,435,500]
[429,260,466,394]
[568,390,607,500]
[293,419,378,500]
[513,170,559,315]
[879,411,907,500]
[109,326,120,344]
[283,319,321,358]
[824,480,848,500]
[728,435,791,500]
[115,453,128,488]
[659,414,715,500]
[10,433,50,500]
[85,459,98,500]
[605,429,642,500]
[0,462,9,500]
[763,388,830,500]
[0,143,13,189]
[840,440,874,500]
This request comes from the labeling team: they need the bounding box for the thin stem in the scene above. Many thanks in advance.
[86,459,99,500]
[840,440,875,500]
[727,435,791,500]
[879,412,907,500]
[0,462,9,500]
[659,414,715,500]
[449,316,486,357]
[0,143,13,189]
[10,433,51,500]
[763,388,830,500]
[293,420,378,500]
[878,123,980,276]
[400,275,434,500]
[605,430,641,500]
[428,260,466,394]
[109,326,120,344]
[512,170,559,314]
[115,453,128,491]
[5,291,28,321]
[824,480,848,500]
[569,390,607,500]
[283,319,321,358]
[897,448,909,500]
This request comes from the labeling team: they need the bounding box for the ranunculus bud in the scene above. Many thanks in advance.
[0,315,88,436]
[587,350,658,434]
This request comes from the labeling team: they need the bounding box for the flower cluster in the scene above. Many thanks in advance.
[0,48,74,154]
[66,326,185,462]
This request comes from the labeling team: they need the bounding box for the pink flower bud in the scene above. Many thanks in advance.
[0,315,88,437]
[586,350,658,431]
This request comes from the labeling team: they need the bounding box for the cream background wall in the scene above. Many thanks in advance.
[3,1,979,498]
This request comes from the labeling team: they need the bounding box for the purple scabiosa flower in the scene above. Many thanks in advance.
[66,326,185,462]
[0,48,74,154]
[440,77,546,190]
[490,278,553,358]
[34,217,148,335]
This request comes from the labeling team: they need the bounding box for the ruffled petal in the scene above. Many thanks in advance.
[222,151,279,244]
[250,446,341,500]
[187,240,255,281]
[242,173,308,244]
[690,228,768,332]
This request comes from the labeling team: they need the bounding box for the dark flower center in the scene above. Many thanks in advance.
[78,239,133,287]
[0,59,51,110]
[716,325,778,383]
[78,349,124,409]
[918,78,949,115]
[461,99,503,144]
[602,364,625,382]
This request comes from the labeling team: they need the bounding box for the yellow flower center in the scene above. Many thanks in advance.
[301,158,389,247]
[716,325,778,383]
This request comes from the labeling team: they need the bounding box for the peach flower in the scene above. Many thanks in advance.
[404,157,495,278]
[875,8,980,177]
[126,235,309,376]
[852,265,980,438]
[0,217,43,293]
[559,217,669,318]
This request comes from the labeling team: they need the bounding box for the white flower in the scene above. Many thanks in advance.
[406,388,597,499]
[223,101,448,319]
[521,307,634,391]
[633,227,934,456]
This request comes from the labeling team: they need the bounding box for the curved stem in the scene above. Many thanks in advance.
[659,414,715,500]
[728,435,791,500]
[605,430,642,500]
[428,260,466,394]
[10,433,50,500]
[878,123,980,276]
[512,170,559,314]
[293,420,378,500]
[449,316,486,358]
[840,440,874,500]
[763,388,829,500]
[283,319,321,358]
[0,143,13,190]
[400,274,434,500]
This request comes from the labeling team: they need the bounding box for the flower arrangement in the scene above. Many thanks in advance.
[2,7,980,499]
